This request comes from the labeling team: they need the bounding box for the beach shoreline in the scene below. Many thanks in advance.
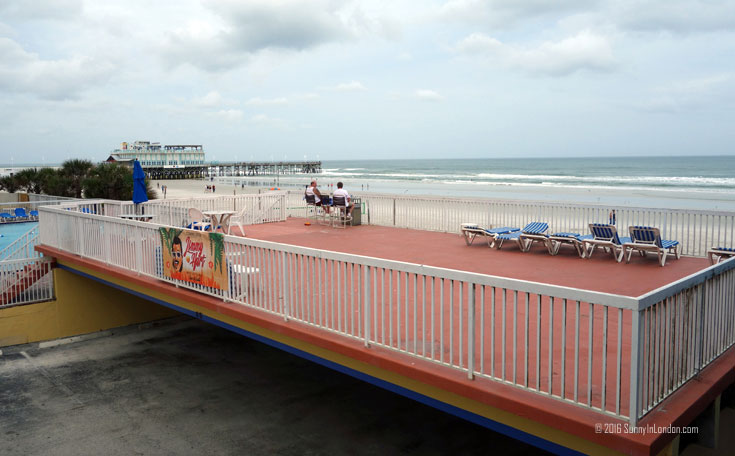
[153,176,735,212]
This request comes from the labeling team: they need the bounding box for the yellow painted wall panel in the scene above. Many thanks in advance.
[0,268,177,347]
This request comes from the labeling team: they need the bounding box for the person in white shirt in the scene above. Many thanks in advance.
[305,180,330,213]
[331,181,353,216]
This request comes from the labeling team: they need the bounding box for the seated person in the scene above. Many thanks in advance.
[305,180,330,213]
[331,181,353,215]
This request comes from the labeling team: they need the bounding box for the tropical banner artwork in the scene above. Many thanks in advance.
[158,227,228,290]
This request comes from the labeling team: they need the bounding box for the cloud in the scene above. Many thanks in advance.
[0,0,83,21]
[613,0,735,34]
[453,33,502,54]
[250,113,283,125]
[212,109,244,121]
[246,97,288,106]
[0,37,116,100]
[332,81,366,91]
[159,0,359,72]
[509,30,615,75]
[436,0,595,27]
[191,91,232,108]
[453,30,616,76]
[414,89,444,101]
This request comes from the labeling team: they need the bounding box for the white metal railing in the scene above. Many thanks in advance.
[25,193,78,203]
[628,258,735,423]
[91,193,287,227]
[36,202,735,426]
[0,224,40,260]
[286,192,735,258]
[0,256,54,308]
[1,198,82,212]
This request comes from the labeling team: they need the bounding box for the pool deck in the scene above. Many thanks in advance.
[34,219,734,455]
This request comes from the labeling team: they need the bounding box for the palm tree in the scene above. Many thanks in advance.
[61,159,93,198]
[12,168,45,194]
[82,163,156,201]
[0,175,19,193]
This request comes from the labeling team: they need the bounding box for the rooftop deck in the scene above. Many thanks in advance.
[28,201,735,455]
[237,218,710,297]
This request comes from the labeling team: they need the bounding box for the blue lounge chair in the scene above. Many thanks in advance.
[495,222,548,251]
[14,208,29,220]
[0,212,16,222]
[461,223,520,247]
[546,232,593,258]
[623,226,680,267]
[30,210,39,220]
[708,247,735,265]
[582,223,631,262]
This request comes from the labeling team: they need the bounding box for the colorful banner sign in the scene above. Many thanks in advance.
[158,228,228,290]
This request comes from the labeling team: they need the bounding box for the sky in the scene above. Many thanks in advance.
[1,0,734,164]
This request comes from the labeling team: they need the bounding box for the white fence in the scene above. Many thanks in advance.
[0,224,40,261]
[285,192,735,258]
[0,257,54,308]
[84,192,288,228]
[37,202,735,426]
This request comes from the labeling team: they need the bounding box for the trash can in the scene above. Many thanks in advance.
[351,198,362,226]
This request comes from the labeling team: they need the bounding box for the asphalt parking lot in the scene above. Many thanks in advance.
[0,318,546,456]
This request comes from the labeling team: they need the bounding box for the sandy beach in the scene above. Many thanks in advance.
[151,178,266,200]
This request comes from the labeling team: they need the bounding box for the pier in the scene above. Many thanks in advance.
[144,161,322,180]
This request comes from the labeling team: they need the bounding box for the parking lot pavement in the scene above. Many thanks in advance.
[0,318,545,456]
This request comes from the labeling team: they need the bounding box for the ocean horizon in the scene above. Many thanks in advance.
[224,155,735,211]
[4,155,735,211]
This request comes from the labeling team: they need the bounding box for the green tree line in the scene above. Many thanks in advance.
[0,159,156,200]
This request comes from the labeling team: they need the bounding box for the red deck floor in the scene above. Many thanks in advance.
[237,218,710,297]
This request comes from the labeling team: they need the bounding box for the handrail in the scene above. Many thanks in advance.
[636,256,735,309]
[0,224,39,260]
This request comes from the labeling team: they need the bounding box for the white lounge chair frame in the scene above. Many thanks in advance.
[708,247,735,265]
[623,226,680,267]
[460,224,520,248]
[546,233,591,258]
[582,224,628,262]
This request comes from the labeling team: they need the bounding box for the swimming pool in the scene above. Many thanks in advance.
[0,222,38,255]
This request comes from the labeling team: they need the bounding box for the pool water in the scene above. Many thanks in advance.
[0,222,38,254]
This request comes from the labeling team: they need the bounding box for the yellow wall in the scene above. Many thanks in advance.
[0,268,177,347]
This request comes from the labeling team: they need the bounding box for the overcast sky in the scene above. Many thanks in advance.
[1,0,734,164]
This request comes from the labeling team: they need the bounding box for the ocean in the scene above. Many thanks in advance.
[227,156,735,211]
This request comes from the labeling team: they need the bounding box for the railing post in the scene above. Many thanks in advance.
[77,215,84,256]
[629,309,642,426]
[392,198,396,226]
[103,223,110,265]
[135,225,142,275]
[364,265,371,347]
[282,251,290,321]
[468,283,475,380]
[697,282,707,373]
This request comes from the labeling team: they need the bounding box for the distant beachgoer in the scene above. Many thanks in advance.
[332,181,354,216]
[157,182,160,189]
[609,210,616,225]
[213,185,216,193]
